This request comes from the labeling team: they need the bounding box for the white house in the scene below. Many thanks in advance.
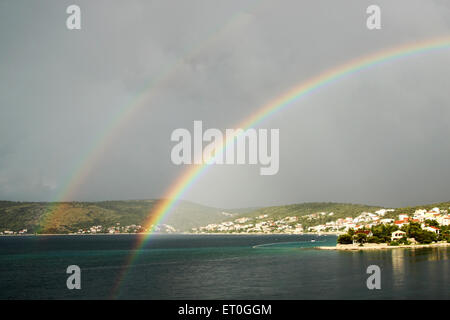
[441,217,450,226]
[375,209,394,216]
[424,226,440,234]
[391,230,406,240]
[394,220,407,228]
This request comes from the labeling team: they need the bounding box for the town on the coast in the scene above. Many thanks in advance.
[191,207,450,245]
[0,223,176,235]
[1,205,450,247]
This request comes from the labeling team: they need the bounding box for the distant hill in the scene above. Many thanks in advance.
[228,201,450,229]
[232,202,384,228]
[2,199,449,234]
[0,200,232,233]
[237,202,383,219]
[382,201,450,217]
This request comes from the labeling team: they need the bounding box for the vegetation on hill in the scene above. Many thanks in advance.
[0,200,229,234]
[2,199,450,235]
[237,202,384,229]
[385,202,450,216]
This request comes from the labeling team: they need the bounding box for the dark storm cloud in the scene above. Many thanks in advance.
[1,0,449,208]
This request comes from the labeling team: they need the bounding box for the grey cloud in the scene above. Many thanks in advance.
[1,0,450,208]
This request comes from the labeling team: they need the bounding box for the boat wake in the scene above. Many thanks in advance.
[252,240,326,249]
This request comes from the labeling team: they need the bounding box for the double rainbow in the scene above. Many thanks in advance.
[112,36,450,296]
[38,2,264,233]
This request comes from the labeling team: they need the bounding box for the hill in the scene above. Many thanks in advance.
[2,200,449,234]
[193,201,450,233]
[0,200,233,234]
[234,202,384,229]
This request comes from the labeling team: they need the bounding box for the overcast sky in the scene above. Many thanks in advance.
[1,0,450,209]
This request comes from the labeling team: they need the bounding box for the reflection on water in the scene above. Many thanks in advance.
[409,247,449,261]
[332,246,449,299]
[391,249,406,288]
[381,247,449,298]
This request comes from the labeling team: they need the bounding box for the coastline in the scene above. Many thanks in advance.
[182,232,341,236]
[0,232,341,237]
[317,242,450,251]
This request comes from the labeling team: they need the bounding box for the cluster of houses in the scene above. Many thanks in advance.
[309,207,449,234]
[2,207,449,236]
[0,228,28,235]
[73,223,144,234]
[151,224,177,233]
[304,212,335,221]
[192,214,304,234]
[308,209,395,232]
[389,208,448,240]
[77,225,105,234]
[1,223,178,235]
[192,207,450,236]
[74,223,177,234]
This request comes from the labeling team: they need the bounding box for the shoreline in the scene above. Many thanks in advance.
[317,242,450,251]
[0,232,340,237]
[183,232,340,236]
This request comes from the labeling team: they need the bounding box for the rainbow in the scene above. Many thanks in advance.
[37,3,264,232]
[112,35,450,297]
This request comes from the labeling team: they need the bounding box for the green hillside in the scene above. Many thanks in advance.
[231,201,450,229]
[0,200,231,234]
[234,202,384,228]
[2,199,449,234]
[388,202,450,215]
[239,202,382,219]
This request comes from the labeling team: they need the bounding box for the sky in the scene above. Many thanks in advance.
[1,0,450,209]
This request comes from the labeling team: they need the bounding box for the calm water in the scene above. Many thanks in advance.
[0,234,448,299]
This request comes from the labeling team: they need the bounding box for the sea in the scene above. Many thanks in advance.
[0,234,448,299]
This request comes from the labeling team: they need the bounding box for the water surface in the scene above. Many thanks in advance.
[0,234,448,299]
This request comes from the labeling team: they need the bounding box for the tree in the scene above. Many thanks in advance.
[337,234,353,244]
[414,230,437,244]
[354,233,367,246]
[426,220,440,228]
[371,224,398,243]
[367,236,381,243]
[401,222,438,244]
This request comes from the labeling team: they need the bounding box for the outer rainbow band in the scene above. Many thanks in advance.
[113,35,450,297]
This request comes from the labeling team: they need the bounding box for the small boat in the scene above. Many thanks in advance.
[311,239,316,242]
